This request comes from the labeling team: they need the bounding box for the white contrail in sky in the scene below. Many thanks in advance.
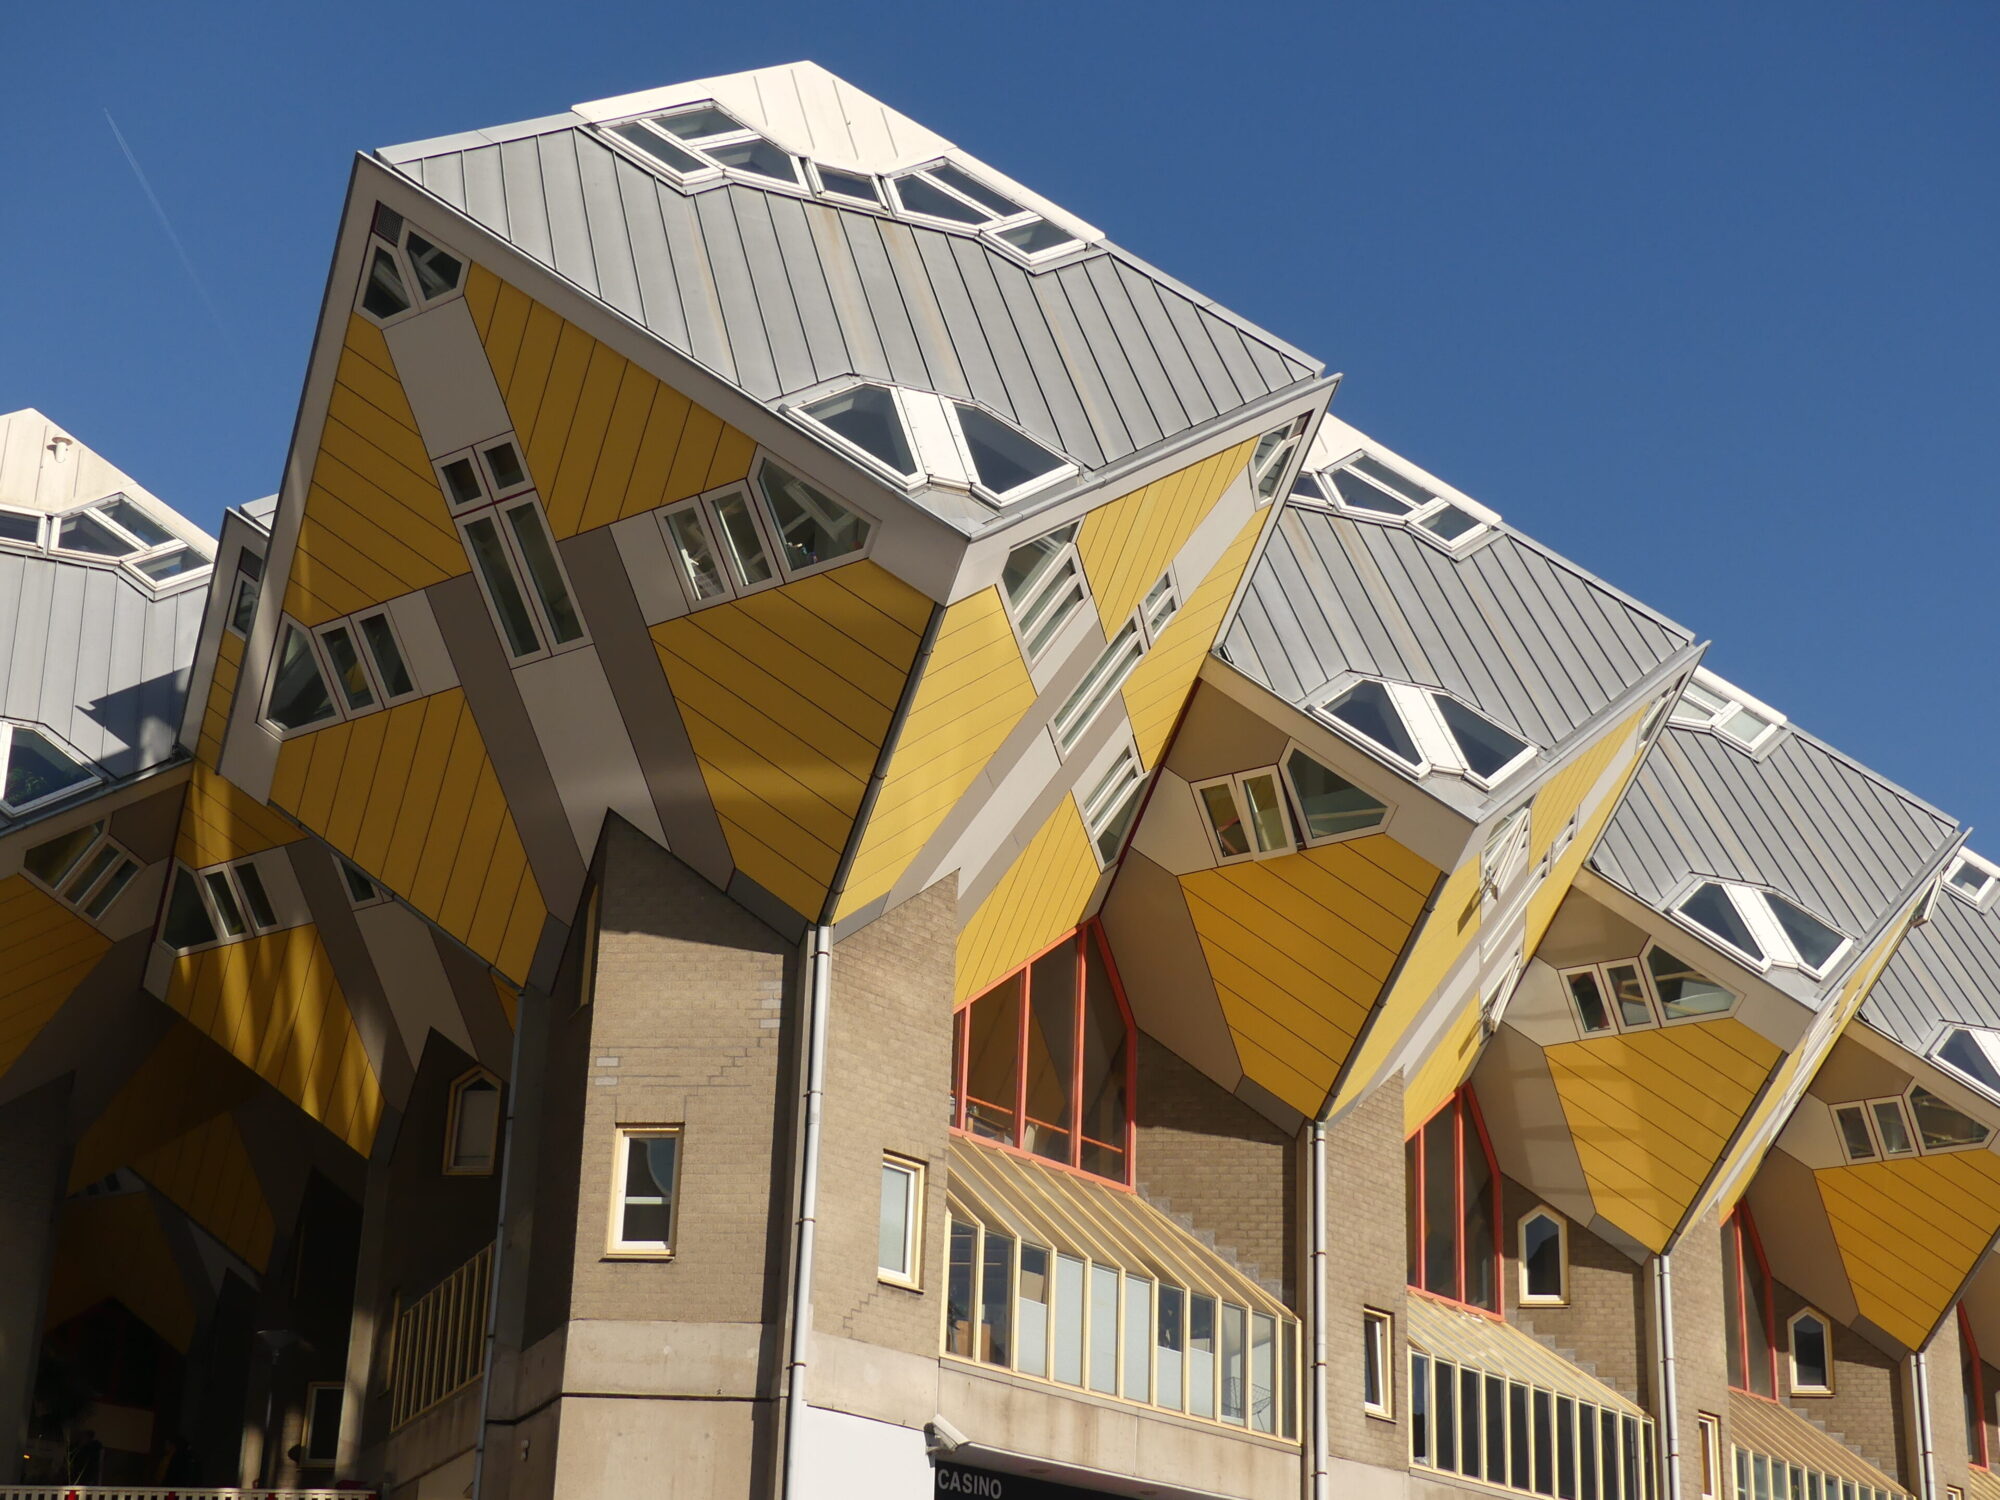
[104,109,233,344]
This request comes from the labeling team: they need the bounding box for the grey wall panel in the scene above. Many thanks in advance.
[729,192,818,398]
[460,145,510,235]
[535,133,600,297]
[1100,259,1214,429]
[878,220,970,402]
[654,184,736,381]
[805,200,894,384]
[572,136,644,322]
[1030,271,1137,459]
[944,235,1059,441]
[497,138,554,269]
[987,255,1108,467]
[764,195,852,379]
[1159,287,1250,411]
[693,190,782,400]
[1079,256,1191,438]
[910,232,1011,420]
[423,153,467,211]
[839,214,936,395]
[615,158,692,352]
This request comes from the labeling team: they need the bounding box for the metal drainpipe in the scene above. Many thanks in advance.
[1652,1255,1682,1500]
[781,925,834,1500]
[469,986,531,1500]
[1309,1120,1330,1500]
[1911,1351,1939,1500]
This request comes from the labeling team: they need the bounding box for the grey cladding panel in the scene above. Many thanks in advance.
[1867,894,2000,1050]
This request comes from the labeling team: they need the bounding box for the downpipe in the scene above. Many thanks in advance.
[1309,1121,1330,1500]
[470,979,531,1499]
[782,925,834,1500]
[1651,1256,1681,1500]
[1911,1350,1939,1500]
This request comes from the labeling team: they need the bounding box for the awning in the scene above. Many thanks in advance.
[1727,1390,1910,1500]
[1404,1290,1645,1418]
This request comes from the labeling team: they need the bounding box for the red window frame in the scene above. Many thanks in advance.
[1725,1206,1779,1398]
[1964,1306,1990,1469]
[1405,1088,1503,1316]
[950,921,1138,1189]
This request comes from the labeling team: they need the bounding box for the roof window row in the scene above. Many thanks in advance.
[1291,450,1495,551]
[792,382,1074,507]
[1831,1085,1990,1163]
[1668,669,1784,753]
[0,494,211,589]
[1562,944,1739,1035]
[1315,678,1535,790]
[20,820,140,924]
[605,104,1085,265]
[1946,850,1998,906]
[1674,879,1848,979]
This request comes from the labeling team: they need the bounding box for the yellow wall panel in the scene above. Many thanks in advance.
[45,1197,195,1351]
[1122,504,1270,768]
[178,761,304,872]
[955,800,1102,1005]
[1546,1018,1781,1252]
[1077,437,1257,635]
[1818,1150,2000,1349]
[655,561,931,921]
[1181,835,1435,1117]
[164,925,384,1155]
[467,269,757,538]
[0,876,111,1077]
[70,1022,254,1191]
[1519,706,1651,962]
[131,1112,277,1272]
[269,688,547,985]
[835,586,1031,920]
[196,629,242,768]
[281,316,466,627]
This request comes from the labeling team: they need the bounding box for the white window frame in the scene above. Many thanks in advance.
[1697,1413,1722,1500]
[1362,1308,1394,1419]
[659,486,772,608]
[443,1069,502,1177]
[301,1381,344,1468]
[1138,570,1181,645]
[1079,742,1148,869]
[20,820,141,922]
[601,104,801,192]
[607,1125,683,1258]
[1946,851,1999,907]
[1276,742,1391,849]
[339,856,392,910]
[158,856,282,954]
[1000,523,1090,664]
[1672,879,1850,979]
[1560,943,1740,1037]
[0,721,103,817]
[45,494,212,590]
[1517,1206,1569,1306]
[226,559,263,638]
[1248,416,1311,508]
[263,618,349,738]
[805,159,886,209]
[886,160,1084,264]
[1934,1026,2000,1108]
[1482,805,1533,910]
[1786,1307,1834,1396]
[751,455,880,581]
[1834,1085,1990,1163]
[267,609,423,736]
[353,205,468,328]
[1312,449,1500,550]
[454,493,592,664]
[787,383,1075,508]
[1050,618,1145,756]
[1190,767,1295,865]
[0,505,43,553]
[1314,678,1535,790]
[1667,668,1785,752]
[877,1153,925,1289]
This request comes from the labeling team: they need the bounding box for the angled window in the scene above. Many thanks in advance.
[1839,1087,1991,1162]
[608,1126,682,1255]
[0,723,98,816]
[1675,880,1848,977]
[1668,669,1783,752]
[361,245,413,319]
[1947,852,1998,905]
[1318,451,1497,548]
[1139,573,1180,643]
[161,867,219,950]
[1564,945,1734,1036]
[792,383,1072,504]
[809,162,882,204]
[1248,416,1310,505]
[444,1071,502,1175]
[1518,1207,1568,1305]
[755,459,873,573]
[1937,1028,2000,1102]
[301,1382,344,1469]
[0,506,41,548]
[316,621,377,713]
[878,1154,924,1288]
[267,623,340,732]
[1051,620,1144,754]
[1910,1086,1991,1152]
[1323,680,1424,770]
[612,103,800,185]
[1192,767,1293,864]
[1279,746,1388,845]
[952,402,1069,499]
[1406,1090,1499,1313]
[48,494,210,587]
[797,385,919,480]
[355,205,464,325]
[443,455,587,662]
[162,857,284,952]
[22,821,139,922]
[1787,1308,1832,1395]
[1962,1308,1990,1469]
[1832,1102,1878,1163]
[227,553,264,636]
[887,161,1081,262]
[1001,523,1088,662]
[1679,882,1764,962]
[1080,745,1146,866]
[358,611,417,701]
[661,497,736,604]
[1723,1206,1777,1397]
[1317,679,1534,788]
[1645,946,1734,1021]
[1436,697,1529,782]
[341,858,390,909]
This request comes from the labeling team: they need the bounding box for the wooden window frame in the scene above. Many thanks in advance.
[877,1153,924,1290]
[606,1125,683,1258]
[442,1069,502,1177]
[1787,1306,1834,1397]
[1518,1205,1569,1307]
[1363,1307,1394,1419]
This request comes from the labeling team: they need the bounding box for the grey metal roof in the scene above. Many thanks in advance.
[1591,723,1956,947]
[381,125,1318,476]
[1219,504,1693,754]
[1863,888,2000,1053]
[0,551,201,822]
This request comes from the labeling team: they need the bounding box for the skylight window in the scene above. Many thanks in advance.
[789,383,1073,506]
[1315,679,1534,788]
[889,162,1082,262]
[809,164,881,204]
[43,494,209,588]
[0,507,40,547]
[1935,1028,2000,1104]
[1668,669,1783,751]
[1946,852,1998,905]
[1674,880,1848,977]
[1308,452,1494,548]
[798,386,919,478]
[607,105,801,186]
[953,402,1068,496]
[0,723,99,817]
[354,204,464,327]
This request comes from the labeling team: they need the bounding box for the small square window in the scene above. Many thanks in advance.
[877,1154,923,1288]
[609,1127,681,1256]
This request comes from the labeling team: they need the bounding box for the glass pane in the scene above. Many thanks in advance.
[267,624,338,728]
[1325,680,1423,767]
[1019,566,1084,659]
[230,572,261,633]
[963,974,1022,1143]
[0,510,38,544]
[163,868,218,948]
[998,218,1075,255]
[234,864,278,930]
[23,824,101,887]
[656,106,740,141]
[1435,695,1529,779]
[1291,471,1328,502]
[360,615,415,698]
[1017,1245,1050,1377]
[1534,1389,1555,1495]
[1872,1100,1914,1157]
[1511,1384,1532,1490]
[1284,749,1386,839]
[1422,1106,1458,1296]
[877,1164,912,1275]
[1763,892,1843,970]
[1157,1285,1185,1410]
[1721,706,1774,745]
[1792,1315,1828,1389]
[1078,938,1128,1180]
[1723,1222,1745,1389]
[440,457,484,506]
[451,1081,500,1170]
[953,404,1067,495]
[1940,1030,2000,1097]
[930,163,1022,217]
[1353,454,1436,505]
[361,246,412,319]
[1743,1236,1775,1397]
[404,232,464,300]
[947,1221,978,1357]
[134,545,210,581]
[1608,964,1653,1028]
[1491,1377,1511,1489]
[1221,1304,1246,1424]
[757,463,871,572]
[483,442,528,492]
[1834,1105,1877,1160]
[1055,1253,1085,1385]
[1910,1087,1990,1150]
[5,729,93,809]
[1462,1102,1497,1311]
[1647,946,1732,1020]
[612,121,707,174]
[1412,1353,1431,1464]
[815,165,880,202]
[1525,1213,1563,1299]
[710,489,775,587]
[1569,971,1613,1033]
[341,860,378,904]
[1001,524,1078,606]
[665,509,731,602]
[621,1134,677,1243]
[102,495,174,543]
[1199,783,1251,857]
[1419,504,1481,542]
[705,136,799,182]
[56,510,137,557]
[61,847,120,905]
[1089,1264,1118,1393]
[1331,467,1414,516]
[1052,623,1143,751]
[895,171,991,224]
[1250,1312,1276,1433]
[1622,1416,1640,1500]
[1558,1397,1578,1500]
[981,1231,1013,1366]
[464,517,543,658]
[1188,1294,1216,1417]
[1123,1277,1152,1402]
[801,385,915,475]
[1680,883,1765,961]
[320,626,375,711]
[1241,772,1290,853]
[1460,1365,1482,1477]
[505,504,584,645]
[1024,941,1076,1164]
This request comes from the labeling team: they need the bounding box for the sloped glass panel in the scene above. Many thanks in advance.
[1763,892,1843,971]
[5,728,93,809]
[1607,963,1652,1028]
[405,233,464,300]
[1324,680,1422,767]
[320,626,375,711]
[1353,455,1436,506]
[267,625,339,730]
[655,106,739,141]
[135,546,210,580]
[99,498,172,547]
[1567,971,1612,1034]
[361,247,412,319]
[81,858,136,920]
[998,218,1075,255]
[1199,783,1250,857]
[711,490,775,588]
[612,122,705,175]
[954,404,1068,496]
[1834,1104,1876,1161]
[1435,695,1529,779]
[1290,472,1328,502]
[893,173,988,225]
[464,516,542,658]
[0,510,39,544]
[931,163,1022,218]
[162,868,218,949]
[56,511,137,557]
[23,824,101,886]
[1646,947,1734,1020]
[1909,1087,1990,1150]
[1419,504,1481,542]
[705,136,799,183]
[360,615,414,698]
[665,508,729,601]
[504,503,584,645]
[1872,1100,1914,1157]
[801,385,916,475]
[756,463,871,570]
[1939,1029,2000,1099]
[1331,467,1413,516]
[815,165,879,202]
[1679,882,1764,961]
[235,863,278,930]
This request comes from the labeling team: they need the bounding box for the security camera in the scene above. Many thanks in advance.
[924,1417,968,1455]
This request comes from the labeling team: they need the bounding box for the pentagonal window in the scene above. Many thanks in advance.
[1,725,96,814]
[1519,1208,1567,1305]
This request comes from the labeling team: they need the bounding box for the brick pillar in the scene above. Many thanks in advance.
[0,1080,72,1484]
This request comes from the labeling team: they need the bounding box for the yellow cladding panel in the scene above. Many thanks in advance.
[1519,705,1652,959]
[654,562,933,921]
[835,586,1033,920]
[164,925,384,1156]
[1546,1020,1780,1253]
[1077,436,1257,635]
[177,761,305,870]
[1121,505,1270,768]
[269,688,547,985]
[466,267,758,539]
[45,1196,196,1352]
[70,1022,255,1191]
[1818,1150,2000,1350]
[131,1113,276,1271]
[0,875,111,1076]
[1181,836,1435,1118]
[956,799,1102,1005]
[196,629,242,768]
[282,316,468,627]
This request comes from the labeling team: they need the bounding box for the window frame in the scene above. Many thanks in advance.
[19,820,141,923]
[453,493,591,664]
[353,205,468,329]
[1961,1306,1989,1470]
[751,454,879,581]
[1190,766,1295,865]
[1697,1412,1722,1500]
[0,504,42,553]
[1277,741,1392,848]
[1724,1206,1779,1398]
[1314,677,1535,790]
[1673,879,1850,979]
[1667,668,1785,753]
[1517,1206,1569,1307]
[1946,852,2000,907]
[1078,742,1148,869]
[886,160,1084,265]
[0,721,103,817]
[1309,449,1500,551]
[601,104,801,191]
[606,1125,684,1258]
[44,494,213,589]
[1000,522,1090,664]
[442,1068,503,1177]
[1832,1085,1990,1163]
[157,856,286,954]
[877,1153,925,1290]
[1248,415,1312,507]
[1363,1307,1395,1418]
[1559,942,1739,1037]
[263,610,424,736]
[1405,1089,1503,1316]
[787,383,1075,507]
[1786,1307,1834,1397]
[1050,617,1145,756]
[300,1381,344,1468]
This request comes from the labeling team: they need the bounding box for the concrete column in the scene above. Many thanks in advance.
[0,1079,74,1484]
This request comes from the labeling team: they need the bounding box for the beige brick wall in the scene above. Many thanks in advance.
[1673,1208,1731,1500]
[1772,1276,1908,1484]
[1503,1178,1648,1405]
[1323,1074,1411,1472]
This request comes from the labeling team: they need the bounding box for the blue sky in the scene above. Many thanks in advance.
[5,2,1997,832]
